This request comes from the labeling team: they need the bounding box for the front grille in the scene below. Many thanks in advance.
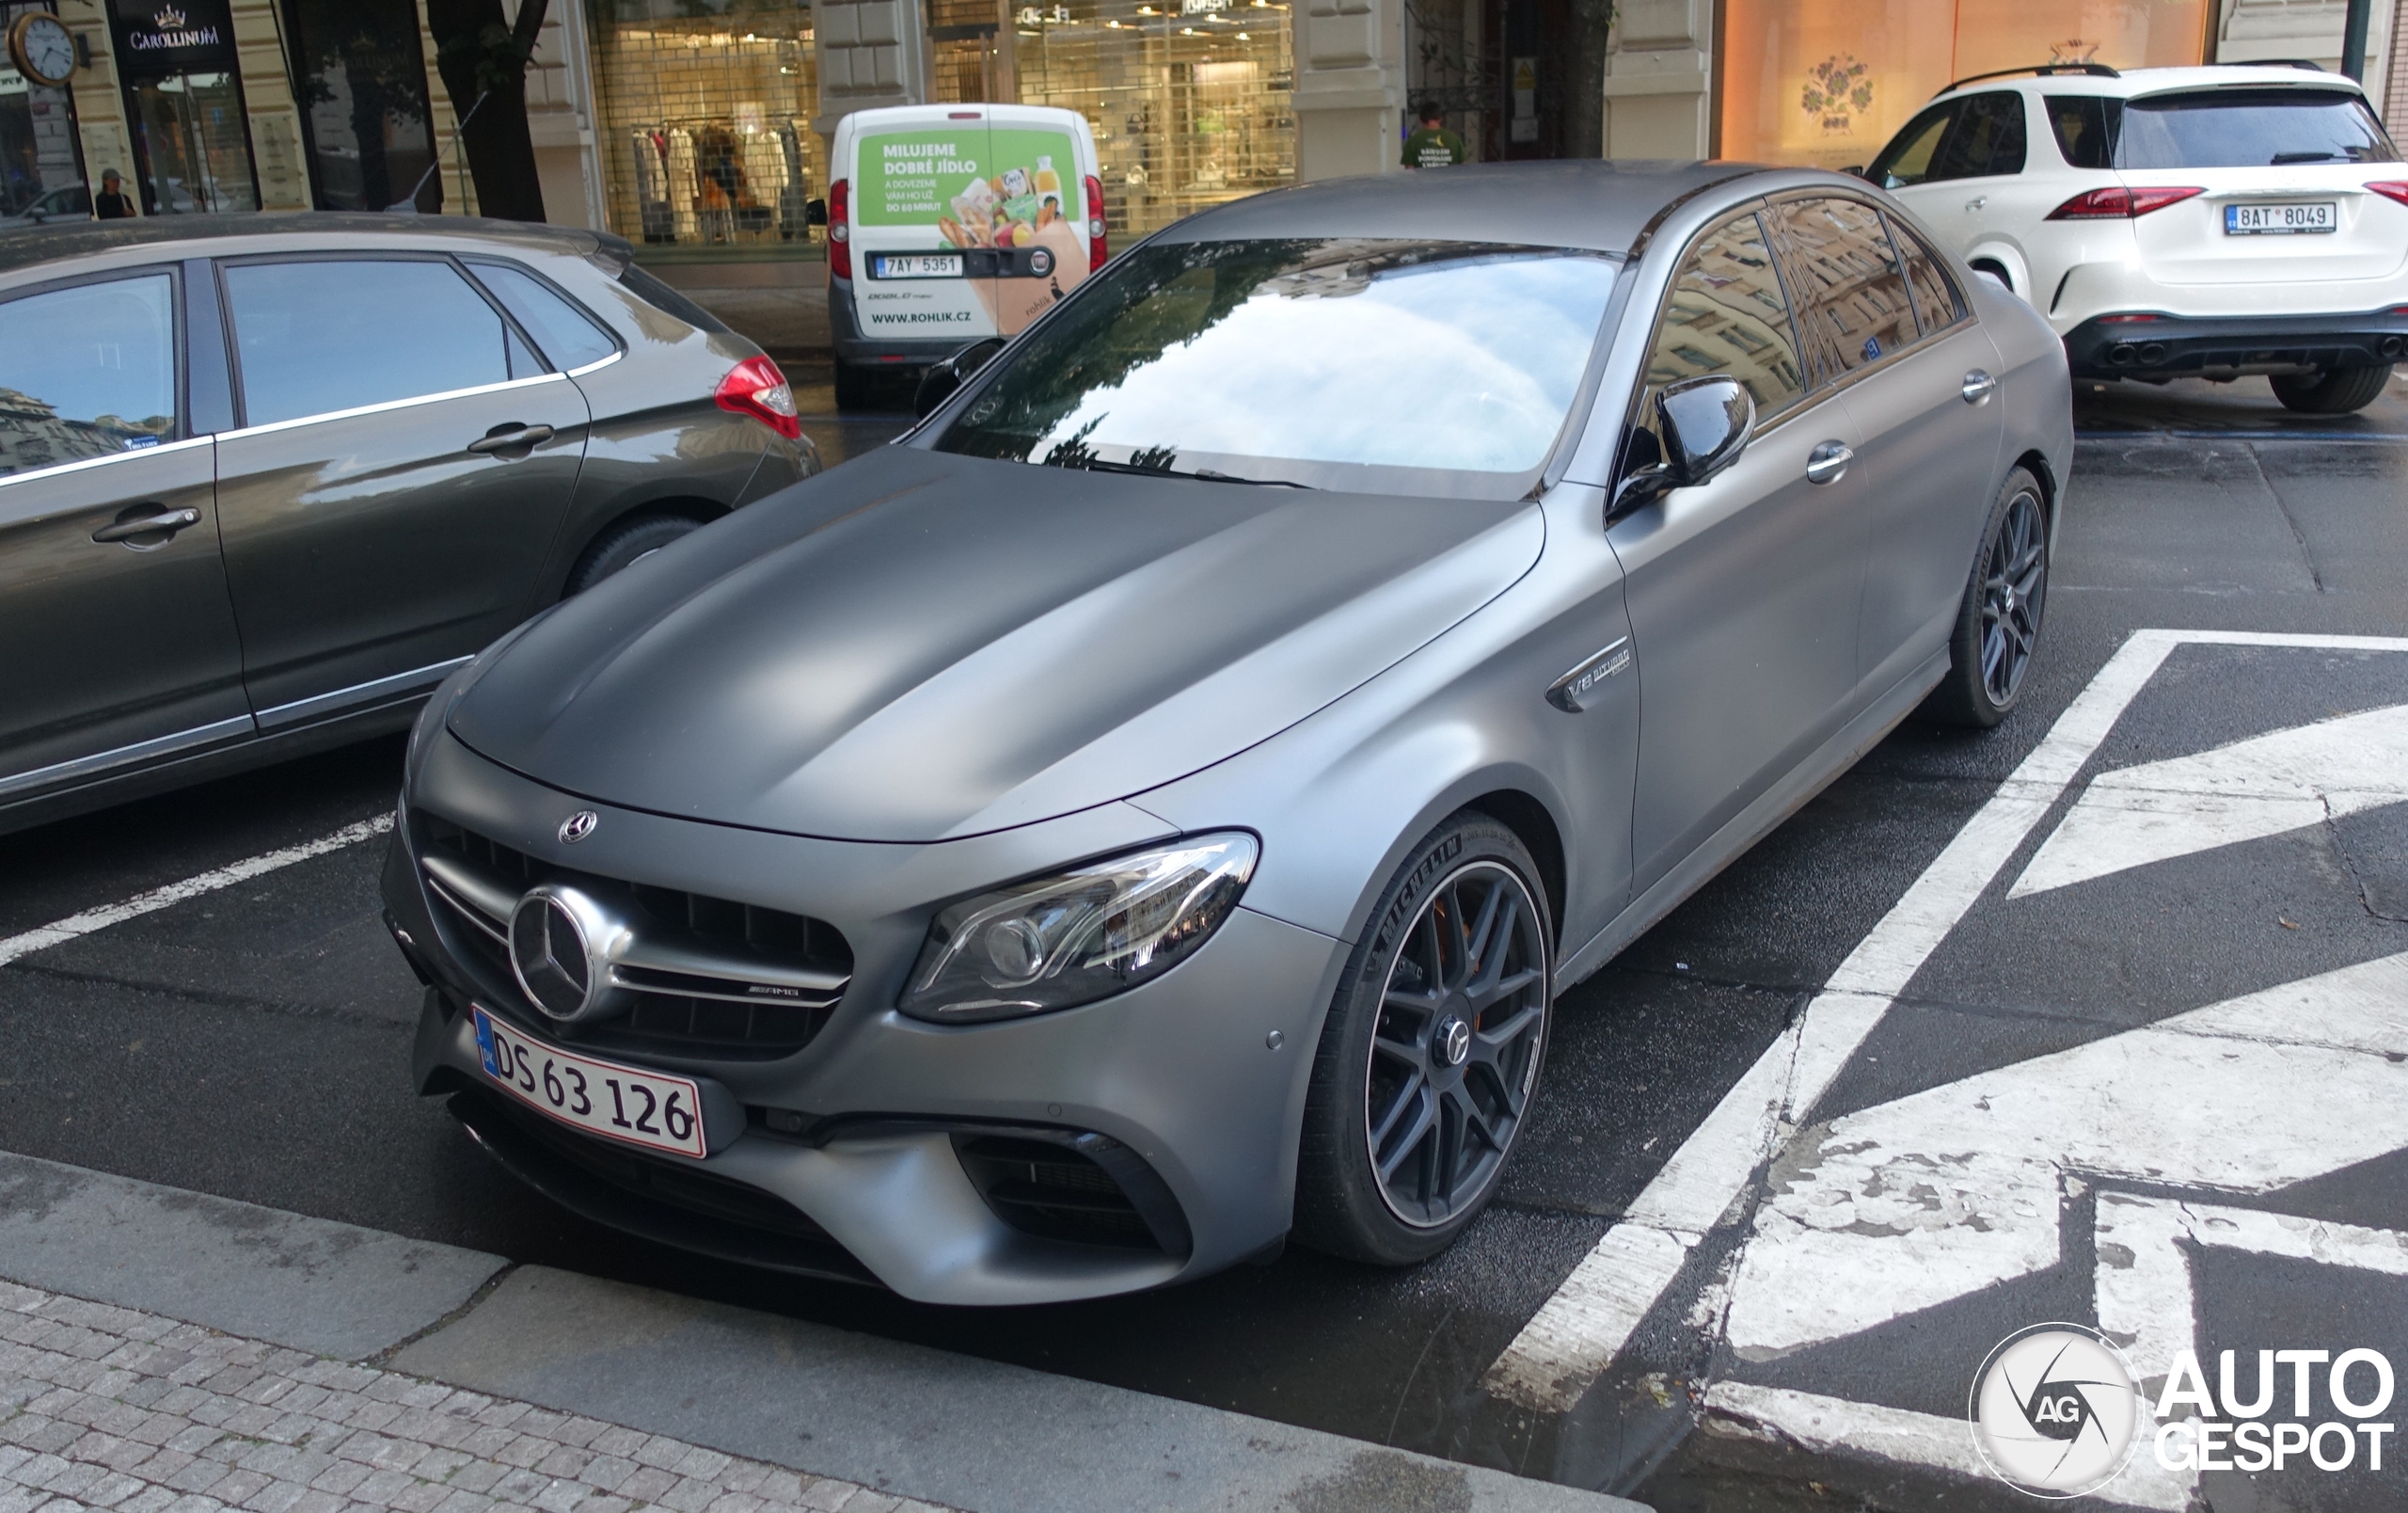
[955,1134,1170,1251]
[417,814,851,1059]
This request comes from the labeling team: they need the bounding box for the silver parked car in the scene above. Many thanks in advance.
[0,215,817,834]
[386,163,2071,1305]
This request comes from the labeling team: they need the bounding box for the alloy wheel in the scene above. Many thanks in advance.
[1365,861,1548,1228]
[1979,486,2047,707]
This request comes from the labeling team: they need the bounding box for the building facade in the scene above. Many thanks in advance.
[1606,0,2406,165]
[8,0,2403,260]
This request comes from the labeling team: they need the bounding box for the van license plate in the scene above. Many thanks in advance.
[471,1005,707,1158]
[2225,202,2336,234]
[873,254,964,279]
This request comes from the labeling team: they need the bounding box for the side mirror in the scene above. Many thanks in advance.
[1612,375,1755,511]
[913,336,1007,420]
[1842,164,1869,181]
[805,198,828,227]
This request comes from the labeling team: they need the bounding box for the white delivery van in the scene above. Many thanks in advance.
[826,103,1106,407]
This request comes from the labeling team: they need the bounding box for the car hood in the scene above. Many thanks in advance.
[449,446,1542,841]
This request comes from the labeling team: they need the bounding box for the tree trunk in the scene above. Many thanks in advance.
[423,0,549,222]
[1566,0,1615,160]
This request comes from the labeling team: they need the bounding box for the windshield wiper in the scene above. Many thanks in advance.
[2271,151,2347,164]
[1194,468,1316,488]
[1069,456,1317,488]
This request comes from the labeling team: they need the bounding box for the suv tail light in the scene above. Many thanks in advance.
[1084,173,1108,271]
[2047,185,2204,219]
[829,178,851,280]
[2367,182,2408,208]
[715,356,801,440]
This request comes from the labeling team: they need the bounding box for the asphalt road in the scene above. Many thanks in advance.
[3,372,2402,1512]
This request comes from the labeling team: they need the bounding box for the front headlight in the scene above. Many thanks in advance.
[899,833,1259,1023]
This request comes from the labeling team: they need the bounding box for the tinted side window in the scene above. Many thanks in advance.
[1885,215,1968,336]
[2046,96,2117,169]
[0,273,178,479]
[1930,92,2027,179]
[225,259,521,427]
[1645,212,1807,420]
[1872,104,1957,188]
[616,264,730,333]
[1769,198,1919,374]
[470,262,620,370]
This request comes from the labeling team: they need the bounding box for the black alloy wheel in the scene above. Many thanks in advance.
[1927,466,2048,728]
[1979,484,2047,709]
[1367,860,1549,1228]
[1294,814,1552,1265]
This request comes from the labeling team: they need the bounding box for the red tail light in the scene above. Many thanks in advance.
[2367,181,2408,208]
[1084,173,1108,272]
[829,178,851,281]
[715,355,801,440]
[2047,185,2204,219]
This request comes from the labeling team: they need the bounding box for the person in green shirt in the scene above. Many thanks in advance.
[1402,103,1465,169]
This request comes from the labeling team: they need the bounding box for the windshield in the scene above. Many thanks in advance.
[930,238,1619,495]
[2112,89,2400,167]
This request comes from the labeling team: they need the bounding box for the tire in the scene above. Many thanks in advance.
[1925,467,2048,728]
[833,360,876,410]
[563,514,702,597]
[2269,364,2391,415]
[1293,813,1553,1266]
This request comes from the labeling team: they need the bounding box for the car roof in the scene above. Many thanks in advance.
[0,212,632,279]
[1151,160,1830,255]
[1937,63,2368,104]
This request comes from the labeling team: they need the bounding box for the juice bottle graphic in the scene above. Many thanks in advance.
[1035,155,1061,196]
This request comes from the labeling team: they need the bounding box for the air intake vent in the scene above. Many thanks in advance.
[953,1132,1190,1254]
[416,814,851,1059]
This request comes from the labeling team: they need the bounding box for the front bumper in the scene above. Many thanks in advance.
[385,732,1348,1306]
[2061,308,2408,379]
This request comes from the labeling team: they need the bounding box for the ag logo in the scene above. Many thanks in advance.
[1970,1324,2143,1498]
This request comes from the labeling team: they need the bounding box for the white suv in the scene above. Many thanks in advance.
[1863,62,2408,413]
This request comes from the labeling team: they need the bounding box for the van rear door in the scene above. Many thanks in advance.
[851,112,999,342]
[982,106,1095,334]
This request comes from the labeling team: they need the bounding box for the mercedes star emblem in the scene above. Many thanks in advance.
[559,810,599,844]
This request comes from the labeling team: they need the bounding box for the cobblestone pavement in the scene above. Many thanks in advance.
[0,1282,957,1513]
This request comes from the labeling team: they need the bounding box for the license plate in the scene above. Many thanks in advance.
[472,1006,706,1158]
[873,254,963,279]
[2225,201,2337,235]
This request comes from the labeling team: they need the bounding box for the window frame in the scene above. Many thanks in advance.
[211,249,564,433]
[0,263,190,486]
[1869,102,1963,189]
[461,257,626,375]
[1760,192,1970,396]
[1930,90,2032,183]
[1883,212,1971,342]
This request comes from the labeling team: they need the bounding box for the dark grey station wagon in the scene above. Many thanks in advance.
[0,215,818,834]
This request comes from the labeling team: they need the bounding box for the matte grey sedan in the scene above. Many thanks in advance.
[385,162,2071,1305]
[0,215,816,834]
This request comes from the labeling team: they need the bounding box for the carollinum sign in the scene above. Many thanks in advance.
[108,0,236,72]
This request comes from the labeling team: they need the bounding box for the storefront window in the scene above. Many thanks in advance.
[281,0,439,213]
[0,2,87,222]
[108,0,259,214]
[1011,0,1292,238]
[1720,0,2209,170]
[589,0,822,249]
[128,72,258,213]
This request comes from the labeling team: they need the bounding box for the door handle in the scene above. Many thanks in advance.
[1965,196,1988,212]
[90,505,201,545]
[466,423,555,455]
[1962,369,1997,405]
[1805,440,1853,486]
